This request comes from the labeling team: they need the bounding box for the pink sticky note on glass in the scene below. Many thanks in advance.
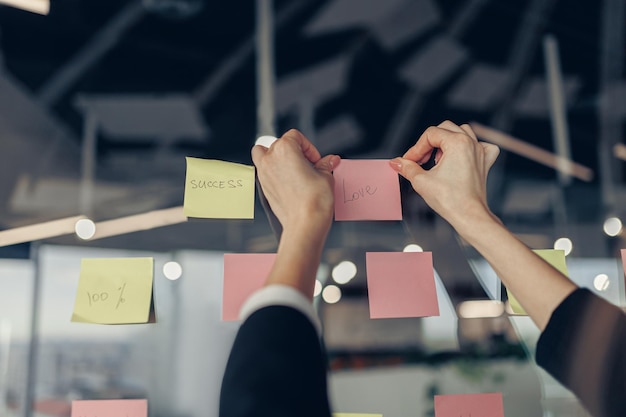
[620,249,626,283]
[366,252,439,319]
[333,159,402,221]
[223,253,276,321]
[71,399,147,417]
[434,393,504,417]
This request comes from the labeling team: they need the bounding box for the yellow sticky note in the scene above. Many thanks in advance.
[71,258,154,324]
[507,249,569,315]
[334,414,383,417]
[183,157,255,219]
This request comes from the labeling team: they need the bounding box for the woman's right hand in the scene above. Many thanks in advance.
[252,129,340,235]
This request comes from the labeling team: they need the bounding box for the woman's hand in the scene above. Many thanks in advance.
[251,129,340,298]
[252,129,340,235]
[390,120,500,230]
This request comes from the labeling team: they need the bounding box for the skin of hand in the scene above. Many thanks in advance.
[390,121,576,330]
[251,129,340,298]
[389,120,500,230]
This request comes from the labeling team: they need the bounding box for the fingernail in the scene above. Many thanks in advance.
[329,155,341,170]
[389,158,402,172]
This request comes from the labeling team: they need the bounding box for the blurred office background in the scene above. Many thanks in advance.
[0,0,625,416]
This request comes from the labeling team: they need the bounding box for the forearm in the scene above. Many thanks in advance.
[451,206,577,330]
[264,221,329,299]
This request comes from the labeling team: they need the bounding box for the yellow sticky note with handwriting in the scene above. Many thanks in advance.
[507,249,569,315]
[183,157,255,219]
[71,258,154,324]
[334,414,383,417]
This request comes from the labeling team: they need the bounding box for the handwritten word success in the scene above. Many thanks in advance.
[184,157,255,219]
[71,257,154,325]
[333,159,402,221]
[188,179,244,189]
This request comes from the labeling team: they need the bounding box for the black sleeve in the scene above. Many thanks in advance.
[219,306,332,417]
[536,288,626,417]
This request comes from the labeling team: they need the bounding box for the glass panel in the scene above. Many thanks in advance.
[0,258,34,417]
[32,246,239,417]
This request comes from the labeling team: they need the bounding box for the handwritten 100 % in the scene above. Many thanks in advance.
[87,283,127,309]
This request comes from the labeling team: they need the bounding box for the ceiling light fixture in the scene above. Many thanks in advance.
[553,237,573,256]
[458,300,504,318]
[603,217,623,237]
[90,206,186,240]
[0,0,49,15]
[331,260,357,284]
[163,261,183,280]
[0,207,187,248]
[471,122,593,182]
[74,218,96,240]
[403,243,423,252]
[613,144,626,161]
[314,280,323,297]
[593,274,610,291]
[0,215,86,247]
[322,285,342,304]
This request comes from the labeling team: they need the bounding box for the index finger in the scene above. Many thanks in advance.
[402,126,457,163]
[281,129,322,164]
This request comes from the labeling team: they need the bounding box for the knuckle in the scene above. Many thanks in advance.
[425,126,440,136]
[458,134,474,145]
[284,128,302,140]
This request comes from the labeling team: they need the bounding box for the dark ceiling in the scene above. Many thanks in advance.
[0,0,623,270]
[0,0,611,165]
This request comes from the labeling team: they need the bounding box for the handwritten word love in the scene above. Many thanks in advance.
[342,179,377,203]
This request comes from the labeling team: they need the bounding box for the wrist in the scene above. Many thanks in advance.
[448,202,501,239]
[280,220,330,254]
[282,205,333,238]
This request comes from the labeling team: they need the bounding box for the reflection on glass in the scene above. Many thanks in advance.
[163,261,183,281]
[323,285,342,304]
[402,244,423,252]
[553,237,573,256]
[314,279,323,297]
[74,219,96,241]
[603,217,622,237]
[332,261,357,285]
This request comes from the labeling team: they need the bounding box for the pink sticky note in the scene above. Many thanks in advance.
[333,159,402,221]
[71,399,147,417]
[366,252,439,319]
[620,249,626,283]
[223,253,276,321]
[434,393,504,417]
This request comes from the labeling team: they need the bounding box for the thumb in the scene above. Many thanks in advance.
[389,157,426,183]
[251,144,268,167]
[315,154,341,174]
[481,143,500,170]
